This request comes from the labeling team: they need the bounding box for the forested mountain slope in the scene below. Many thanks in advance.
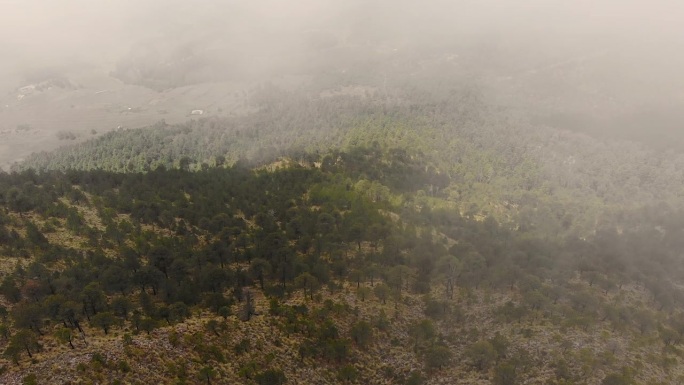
[7,74,684,385]
[1,153,684,384]
[17,87,684,238]
[4,1,684,384]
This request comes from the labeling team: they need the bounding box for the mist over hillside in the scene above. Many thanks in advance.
[3,2,684,384]
[1,0,683,157]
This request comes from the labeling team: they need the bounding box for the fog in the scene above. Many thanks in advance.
[2,1,681,74]
[1,0,684,147]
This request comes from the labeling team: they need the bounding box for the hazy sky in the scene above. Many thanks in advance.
[1,0,684,105]
[1,0,682,68]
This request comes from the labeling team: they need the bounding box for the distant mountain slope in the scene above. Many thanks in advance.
[17,87,684,238]
[0,70,257,170]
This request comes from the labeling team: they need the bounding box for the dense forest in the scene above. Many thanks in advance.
[18,86,684,237]
[3,132,684,383]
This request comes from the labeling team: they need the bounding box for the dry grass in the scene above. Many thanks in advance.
[0,202,683,384]
[0,274,682,385]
